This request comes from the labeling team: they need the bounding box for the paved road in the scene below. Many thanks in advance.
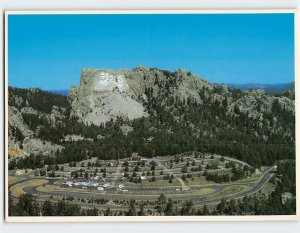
[11,166,276,211]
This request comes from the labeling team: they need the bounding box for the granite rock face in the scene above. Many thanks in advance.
[9,106,34,139]
[8,106,64,157]
[229,89,295,119]
[69,68,148,125]
[22,138,63,156]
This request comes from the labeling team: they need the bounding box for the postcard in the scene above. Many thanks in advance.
[4,10,298,222]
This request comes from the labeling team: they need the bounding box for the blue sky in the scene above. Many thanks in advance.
[8,13,294,90]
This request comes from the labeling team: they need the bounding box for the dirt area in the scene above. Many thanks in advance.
[10,179,49,197]
[8,145,27,158]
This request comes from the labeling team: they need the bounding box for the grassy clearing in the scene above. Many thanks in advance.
[191,188,215,195]
[36,184,57,192]
[10,184,24,196]
[237,175,261,183]
[143,179,181,187]
[124,179,181,187]
[10,179,48,197]
[185,176,213,185]
[8,175,25,184]
[205,185,253,202]
[221,185,251,196]
[260,182,276,195]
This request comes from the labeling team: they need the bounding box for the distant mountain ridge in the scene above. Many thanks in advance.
[48,89,69,96]
[48,82,294,97]
[228,82,294,94]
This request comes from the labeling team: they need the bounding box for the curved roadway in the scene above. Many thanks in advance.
[10,166,276,211]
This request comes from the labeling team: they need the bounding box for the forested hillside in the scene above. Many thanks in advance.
[8,67,295,170]
[8,87,70,114]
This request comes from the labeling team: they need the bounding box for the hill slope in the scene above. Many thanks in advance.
[8,67,295,167]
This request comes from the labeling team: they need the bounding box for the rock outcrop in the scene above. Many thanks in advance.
[22,138,63,156]
[68,67,212,125]
[9,106,34,139]
[8,106,64,157]
[68,67,294,126]
[69,68,148,125]
[229,89,295,118]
